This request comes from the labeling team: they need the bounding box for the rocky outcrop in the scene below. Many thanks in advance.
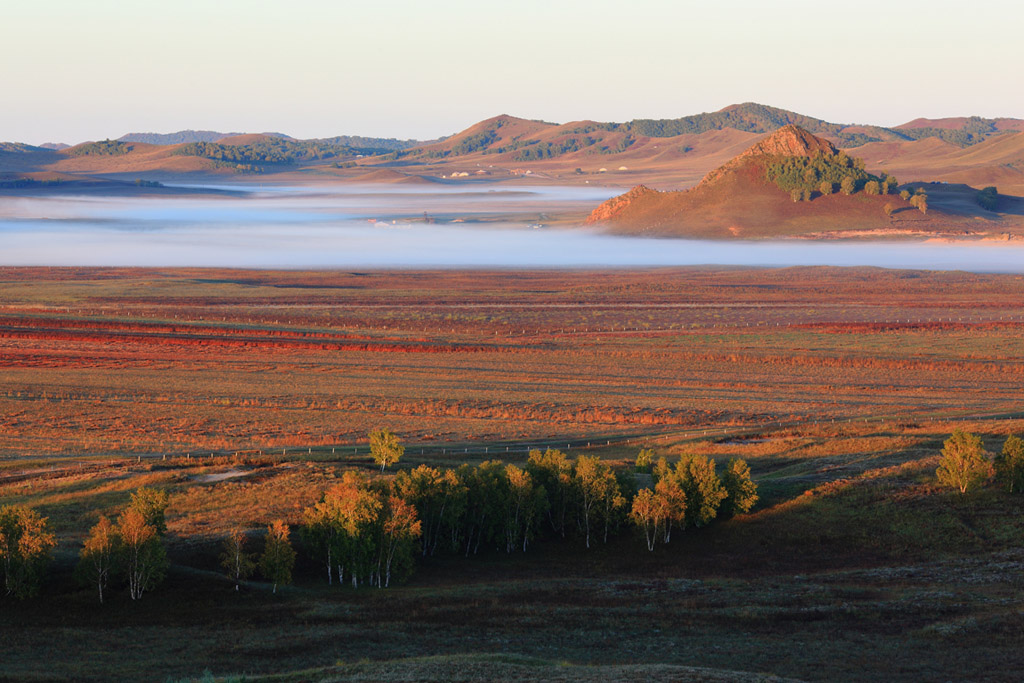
[584,185,658,224]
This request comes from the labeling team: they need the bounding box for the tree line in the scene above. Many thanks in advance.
[0,433,758,602]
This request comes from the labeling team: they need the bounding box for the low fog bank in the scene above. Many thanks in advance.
[4,220,1024,272]
[3,184,1024,272]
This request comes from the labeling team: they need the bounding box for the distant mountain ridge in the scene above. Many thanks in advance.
[397,103,1024,167]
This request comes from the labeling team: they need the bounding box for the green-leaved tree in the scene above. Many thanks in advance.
[0,505,55,599]
[721,458,758,516]
[936,430,993,493]
[260,520,296,594]
[369,428,404,472]
[995,434,1024,493]
[220,528,256,591]
[129,488,170,536]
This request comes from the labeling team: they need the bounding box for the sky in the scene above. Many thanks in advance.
[3,0,1022,145]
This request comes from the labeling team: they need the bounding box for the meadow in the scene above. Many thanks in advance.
[3,266,1024,681]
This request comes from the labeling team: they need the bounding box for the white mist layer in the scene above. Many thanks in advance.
[2,184,1023,272]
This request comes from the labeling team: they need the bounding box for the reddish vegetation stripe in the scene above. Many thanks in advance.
[0,326,496,354]
[0,315,418,342]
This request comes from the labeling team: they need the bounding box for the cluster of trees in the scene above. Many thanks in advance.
[632,456,757,551]
[174,139,362,165]
[3,433,758,600]
[67,140,133,156]
[936,430,1024,494]
[897,117,1001,147]
[450,130,498,156]
[977,186,999,211]
[76,488,170,602]
[302,471,421,588]
[0,177,63,189]
[769,151,895,200]
[0,505,55,598]
[300,446,757,592]
[510,138,588,161]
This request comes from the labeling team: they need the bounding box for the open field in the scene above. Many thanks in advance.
[3,267,1024,459]
[3,267,1024,681]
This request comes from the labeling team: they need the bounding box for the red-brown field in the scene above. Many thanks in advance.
[2,266,1024,460]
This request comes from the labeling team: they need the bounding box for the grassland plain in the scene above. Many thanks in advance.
[3,267,1024,681]
[2,267,1024,457]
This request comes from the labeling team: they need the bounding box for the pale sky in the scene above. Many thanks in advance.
[2,0,1022,145]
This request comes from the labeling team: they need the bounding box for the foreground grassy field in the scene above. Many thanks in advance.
[4,418,1024,681]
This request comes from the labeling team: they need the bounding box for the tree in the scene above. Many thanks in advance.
[635,448,654,473]
[819,181,833,196]
[260,520,296,594]
[630,488,668,551]
[369,428,404,472]
[654,475,686,542]
[377,495,421,587]
[909,192,929,214]
[458,461,508,555]
[676,456,727,527]
[116,507,167,600]
[864,180,880,195]
[220,528,256,591]
[936,430,993,493]
[573,455,618,548]
[310,472,381,587]
[0,505,55,599]
[900,189,911,201]
[721,459,758,516]
[77,516,118,603]
[995,434,1024,493]
[527,448,573,537]
[884,203,895,218]
[393,465,466,557]
[504,465,545,552]
[129,488,170,536]
[790,188,802,203]
[977,186,999,211]
[840,176,856,195]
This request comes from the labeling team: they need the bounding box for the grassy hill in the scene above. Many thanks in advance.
[586,126,1024,239]
[2,104,1023,193]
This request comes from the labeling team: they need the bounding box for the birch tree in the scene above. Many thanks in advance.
[77,516,118,603]
[369,428,404,472]
[259,520,296,594]
[220,528,256,591]
[116,507,167,600]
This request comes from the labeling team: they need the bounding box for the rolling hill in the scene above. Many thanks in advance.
[584,126,1024,239]
[1,104,1023,195]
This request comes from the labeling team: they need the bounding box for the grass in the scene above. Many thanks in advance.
[4,420,1024,681]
